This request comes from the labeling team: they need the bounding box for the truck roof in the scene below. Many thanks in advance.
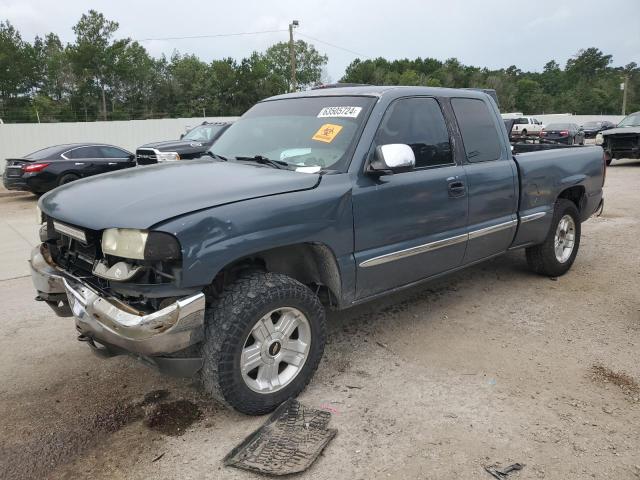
[264,85,493,102]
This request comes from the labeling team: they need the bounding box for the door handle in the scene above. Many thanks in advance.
[448,180,466,197]
[108,162,117,165]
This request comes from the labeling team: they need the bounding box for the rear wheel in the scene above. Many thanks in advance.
[526,199,581,277]
[58,173,79,186]
[200,271,326,415]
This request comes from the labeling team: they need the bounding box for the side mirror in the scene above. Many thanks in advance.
[368,144,415,174]
[179,133,185,140]
[128,154,136,162]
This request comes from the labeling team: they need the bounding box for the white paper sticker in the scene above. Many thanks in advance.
[317,106,362,118]
[295,166,322,173]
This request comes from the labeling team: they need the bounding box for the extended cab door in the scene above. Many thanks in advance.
[450,97,518,264]
[352,97,469,299]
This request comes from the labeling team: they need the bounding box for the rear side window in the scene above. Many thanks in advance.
[451,98,502,163]
[66,146,101,159]
[374,97,453,169]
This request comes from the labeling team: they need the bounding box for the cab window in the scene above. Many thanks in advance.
[373,97,453,169]
[451,98,502,163]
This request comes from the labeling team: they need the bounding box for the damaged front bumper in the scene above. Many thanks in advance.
[29,244,206,376]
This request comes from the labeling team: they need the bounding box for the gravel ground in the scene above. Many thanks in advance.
[0,159,638,480]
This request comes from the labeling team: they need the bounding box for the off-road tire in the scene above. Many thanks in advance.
[200,272,326,415]
[525,199,581,277]
[58,173,79,186]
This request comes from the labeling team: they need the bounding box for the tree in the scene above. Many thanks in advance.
[67,10,119,120]
[263,40,327,90]
[0,21,38,121]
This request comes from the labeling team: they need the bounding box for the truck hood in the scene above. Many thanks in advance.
[602,126,640,136]
[139,139,208,155]
[40,160,321,230]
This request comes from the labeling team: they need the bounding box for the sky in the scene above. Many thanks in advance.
[2,0,639,81]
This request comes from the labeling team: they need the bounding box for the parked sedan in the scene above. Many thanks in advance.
[581,120,616,139]
[3,144,135,195]
[539,123,585,145]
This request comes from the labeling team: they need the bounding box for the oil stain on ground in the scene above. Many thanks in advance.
[144,399,202,436]
[0,389,203,480]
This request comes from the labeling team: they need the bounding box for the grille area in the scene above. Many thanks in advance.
[48,219,101,276]
[136,148,158,165]
[608,134,639,151]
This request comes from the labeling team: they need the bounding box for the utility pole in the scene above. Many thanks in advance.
[621,75,629,115]
[289,20,299,92]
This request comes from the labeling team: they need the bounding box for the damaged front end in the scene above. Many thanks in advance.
[30,218,207,377]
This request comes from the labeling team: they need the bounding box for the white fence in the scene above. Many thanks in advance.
[0,113,627,173]
[0,117,238,172]
[533,114,624,125]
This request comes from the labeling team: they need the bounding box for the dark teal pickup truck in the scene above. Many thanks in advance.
[30,86,605,415]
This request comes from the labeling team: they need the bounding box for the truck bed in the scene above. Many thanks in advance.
[511,145,605,248]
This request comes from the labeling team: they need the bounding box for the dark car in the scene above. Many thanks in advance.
[581,120,616,139]
[31,86,605,415]
[136,121,232,165]
[540,123,585,145]
[3,143,135,195]
[600,111,640,165]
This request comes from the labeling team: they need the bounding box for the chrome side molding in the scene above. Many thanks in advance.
[468,219,517,240]
[359,234,468,268]
[520,211,547,223]
[360,218,518,268]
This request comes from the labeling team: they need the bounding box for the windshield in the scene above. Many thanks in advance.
[618,112,640,128]
[183,124,226,142]
[582,121,600,128]
[210,96,375,171]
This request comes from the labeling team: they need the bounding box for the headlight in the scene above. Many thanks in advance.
[595,133,604,145]
[101,229,181,261]
[156,151,180,162]
[102,229,148,260]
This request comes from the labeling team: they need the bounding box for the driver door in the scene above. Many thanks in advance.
[352,97,468,300]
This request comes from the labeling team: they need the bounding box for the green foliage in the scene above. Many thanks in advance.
[0,11,328,123]
[264,40,327,91]
[1,10,638,123]
[341,49,640,115]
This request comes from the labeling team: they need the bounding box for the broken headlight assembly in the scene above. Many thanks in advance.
[96,229,182,282]
[101,228,181,261]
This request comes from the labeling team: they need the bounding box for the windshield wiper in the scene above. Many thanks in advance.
[204,151,228,161]
[234,155,289,170]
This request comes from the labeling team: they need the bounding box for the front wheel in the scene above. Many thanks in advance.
[200,272,326,415]
[525,199,581,277]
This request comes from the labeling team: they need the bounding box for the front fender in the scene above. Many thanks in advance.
[155,174,356,301]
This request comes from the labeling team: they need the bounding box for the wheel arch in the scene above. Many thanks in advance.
[210,242,343,306]
[557,185,586,215]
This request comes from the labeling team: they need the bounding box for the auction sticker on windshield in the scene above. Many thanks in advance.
[317,106,362,118]
[312,124,343,143]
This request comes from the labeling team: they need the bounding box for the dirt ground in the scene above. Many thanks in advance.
[0,159,638,480]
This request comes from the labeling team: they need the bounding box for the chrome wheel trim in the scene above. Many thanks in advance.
[240,307,311,394]
[554,214,576,263]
